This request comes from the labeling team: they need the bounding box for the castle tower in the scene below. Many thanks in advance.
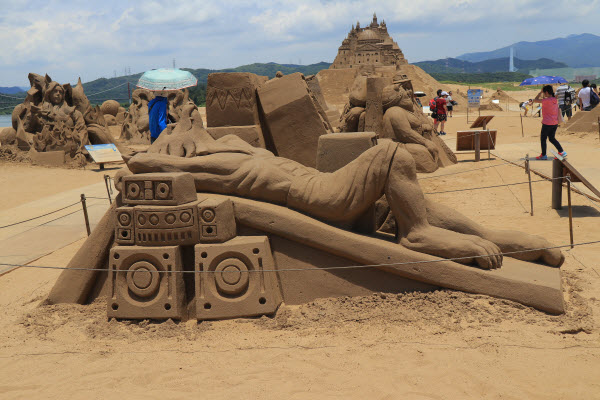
[330,14,407,69]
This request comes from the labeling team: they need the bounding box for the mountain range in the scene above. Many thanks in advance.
[457,33,600,68]
[0,86,28,94]
[0,62,332,110]
[413,57,566,74]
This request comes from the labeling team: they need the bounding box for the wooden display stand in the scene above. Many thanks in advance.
[456,116,496,162]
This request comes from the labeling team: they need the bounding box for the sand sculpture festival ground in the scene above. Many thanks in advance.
[1,73,600,398]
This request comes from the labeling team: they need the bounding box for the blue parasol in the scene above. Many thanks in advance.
[519,75,568,86]
[137,68,197,91]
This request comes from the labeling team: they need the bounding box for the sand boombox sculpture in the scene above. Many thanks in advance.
[109,172,282,320]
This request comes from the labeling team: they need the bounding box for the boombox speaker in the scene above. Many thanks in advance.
[197,197,236,243]
[122,173,197,206]
[108,245,186,320]
[195,236,282,320]
[115,206,135,245]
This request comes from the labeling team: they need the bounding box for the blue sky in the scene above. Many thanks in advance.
[1,0,599,86]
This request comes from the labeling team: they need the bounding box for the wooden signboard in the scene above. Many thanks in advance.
[456,130,497,151]
[85,144,123,169]
[470,115,494,129]
[552,151,600,198]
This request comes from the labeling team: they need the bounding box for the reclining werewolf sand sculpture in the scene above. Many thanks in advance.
[46,92,566,320]
[0,73,117,164]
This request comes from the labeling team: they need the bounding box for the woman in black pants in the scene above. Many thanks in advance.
[534,85,566,160]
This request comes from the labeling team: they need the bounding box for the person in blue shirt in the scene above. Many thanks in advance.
[148,95,169,143]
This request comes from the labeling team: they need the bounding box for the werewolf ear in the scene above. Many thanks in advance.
[45,74,52,85]
[63,83,74,106]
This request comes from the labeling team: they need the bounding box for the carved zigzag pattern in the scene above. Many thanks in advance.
[206,87,255,110]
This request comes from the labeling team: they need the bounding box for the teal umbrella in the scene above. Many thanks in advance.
[137,68,197,91]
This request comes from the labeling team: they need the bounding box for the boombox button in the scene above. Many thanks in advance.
[202,225,217,236]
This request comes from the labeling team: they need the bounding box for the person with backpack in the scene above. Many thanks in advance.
[533,85,566,160]
[578,80,599,111]
[556,84,576,120]
[434,91,449,135]
[429,89,442,126]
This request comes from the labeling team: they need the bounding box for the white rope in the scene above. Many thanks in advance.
[86,82,129,97]
[419,161,513,180]
[2,240,598,274]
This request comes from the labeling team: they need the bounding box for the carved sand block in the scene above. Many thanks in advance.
[195,236,282,320]
[364,77,385,135]
[108,245,186,320]
[316,132,378,173]
[197,197,237,243]
[115,197,236,247]
[207,125,265,148]
[122,173,197,206]
[257,72,329,167]
[121,201,201,246]
[206,72,264,128]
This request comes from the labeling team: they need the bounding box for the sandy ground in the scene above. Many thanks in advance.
[1,108,600,399]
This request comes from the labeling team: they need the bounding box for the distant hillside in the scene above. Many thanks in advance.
[431,72,532,84]
[456,33,600,68]
[414,57,566,74]
[0,62,333,114]
[0,86,28,95]
[81,62,332,106]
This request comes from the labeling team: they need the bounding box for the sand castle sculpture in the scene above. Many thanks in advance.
[339,73,457,172]
[330,13,408,70]
[120,89,197,143]
[0,73,116,163]
[46,73,566,319]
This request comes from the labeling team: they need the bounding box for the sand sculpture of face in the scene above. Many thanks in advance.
[44,82,66,106]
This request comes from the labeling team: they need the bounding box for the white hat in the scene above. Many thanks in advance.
[441,91,449,96]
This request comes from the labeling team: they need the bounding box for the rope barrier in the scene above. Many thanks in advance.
[0,201,81,229]
[86,82,130,97]
[566,178,600,211]
[2,240,599,274]
[425,176,567,195]
[419,161,514,180]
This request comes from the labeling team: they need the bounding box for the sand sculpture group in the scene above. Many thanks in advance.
[0,73,119,164]
[339,73,456,172]
[45,71,567,321]
[121,89,197,143]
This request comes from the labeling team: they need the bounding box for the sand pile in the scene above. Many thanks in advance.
[480,102,503,111]
[490,89,518,103]
[561,106,600,133]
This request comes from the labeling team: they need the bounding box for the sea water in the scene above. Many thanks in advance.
[0,115,11,128]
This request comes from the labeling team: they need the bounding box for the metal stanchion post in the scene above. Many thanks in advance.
[567,174,574,249]
[80,194,91,236]
[552,158,563,210]
[520,114,524,137]
[526,154,534,216]
[104,175,112,204]
[474,132,481,162]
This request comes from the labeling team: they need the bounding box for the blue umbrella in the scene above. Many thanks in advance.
[137,68,197,91]
[519,75,568,86]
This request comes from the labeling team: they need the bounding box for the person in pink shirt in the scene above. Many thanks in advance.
[533,85,566,160]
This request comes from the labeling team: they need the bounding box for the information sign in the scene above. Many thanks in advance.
[85,144,123,164]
